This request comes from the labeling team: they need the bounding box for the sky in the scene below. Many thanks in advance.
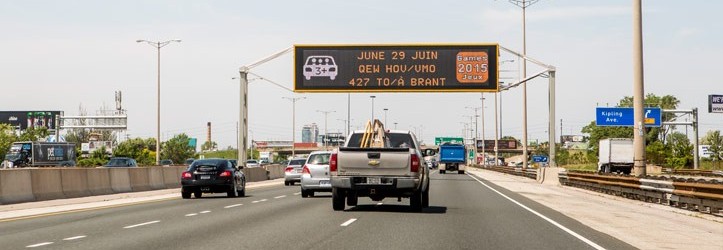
[1,0,721,149]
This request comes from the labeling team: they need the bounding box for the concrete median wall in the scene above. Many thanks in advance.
[86,168,112,195]
[0,164,284,205]
[109,168,132,193]
[31,169,66,201]
[61,168,90,198]
[0,169,34,204]
[129,168,151,192]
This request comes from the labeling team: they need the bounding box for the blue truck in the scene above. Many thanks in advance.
[438,143,466,174]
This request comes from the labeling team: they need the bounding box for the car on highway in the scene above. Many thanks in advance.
[284,158,307,186]
[300,151,332,197]
[160,159,173,166]
[181,158,245,199]
[246,159,260,168]
[103,157,138,167]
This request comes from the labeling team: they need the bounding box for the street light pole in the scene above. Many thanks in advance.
[317,110,335,150]
[508,0,541,169]
[383,108,389,126]
[136,39,181,165]
[283,97,306,158]
[481,94,486,165]
[370,96,376,123]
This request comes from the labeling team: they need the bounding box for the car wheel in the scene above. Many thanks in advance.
[347,192,358,206]
[309,191,315,197]
[440,170,445,174]
[301,189,309,198]
[284,181,289,186]
[410,190,422,212]
[194,192,202,198]
[332,187,345,211]
[182,192,191,199]
[228,181,237,198]
[422,185,430,208]
[237,180,245,197]
[458,170,465,174]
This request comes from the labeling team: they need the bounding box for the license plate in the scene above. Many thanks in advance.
[319,180,331,186]
[200,175,211,180]
[296,169,302,173]
[367,177,381,184]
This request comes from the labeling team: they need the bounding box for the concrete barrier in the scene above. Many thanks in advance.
[0,169,34,204]
[162,167,180,188]
[31,169,65,201]
[265,165,285,179]
[109,168,132,193]
[61,168,90,198]
[129,168,151,192]
[147,167,165,190]
[86,168,113,195]
[244,167,268,182]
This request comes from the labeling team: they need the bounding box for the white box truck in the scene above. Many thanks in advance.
[598,138,634,174]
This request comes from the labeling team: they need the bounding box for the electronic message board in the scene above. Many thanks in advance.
[294,44,499,92]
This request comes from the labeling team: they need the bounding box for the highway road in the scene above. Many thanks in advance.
[0,171,635,250]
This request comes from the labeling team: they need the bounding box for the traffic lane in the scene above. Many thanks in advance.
[313,171,634,250]
[59,189,354,250]
[0,184,298,249]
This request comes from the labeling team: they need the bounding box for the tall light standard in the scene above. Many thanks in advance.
[508,0,542,169]
[383,108,389,126]
[369,95,376,123]
[394,122,398,129]
[136,39,181,165]
[466,106,481,164]
[283,96,305,157]
[480,94,486,165]
[317,110,335,149]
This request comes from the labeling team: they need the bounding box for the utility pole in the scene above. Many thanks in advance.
[370,95,376,123]
[283,96,306,157]
[632,0,647,176]
[481,94,486,165]
[383,108,389,126]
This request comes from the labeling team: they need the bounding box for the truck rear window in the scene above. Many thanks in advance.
[346,133,414,148]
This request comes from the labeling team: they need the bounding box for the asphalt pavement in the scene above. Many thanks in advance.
[0,171,635,250]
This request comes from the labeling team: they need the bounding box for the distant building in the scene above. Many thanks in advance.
[318,132,345,147]
[302,123,319,143]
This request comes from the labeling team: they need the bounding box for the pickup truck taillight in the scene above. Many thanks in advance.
[330,153,338,172]
[182,171,192,180]
[410,154,420,173]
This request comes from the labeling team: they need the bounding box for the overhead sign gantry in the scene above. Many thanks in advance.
[294,44,499,92]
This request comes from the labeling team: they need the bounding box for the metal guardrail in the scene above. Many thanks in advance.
[481,166,537,180]
[559,170,723,215]
[662,168,723,177]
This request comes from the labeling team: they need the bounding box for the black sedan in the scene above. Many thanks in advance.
[181,159,245,198]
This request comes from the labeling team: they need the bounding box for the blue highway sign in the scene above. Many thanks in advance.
[596,107,661,127]
[532,155,548,163]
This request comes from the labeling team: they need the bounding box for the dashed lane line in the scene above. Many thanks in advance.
[224,204,243,208]
[63,236,86,241]
[340,218,357,227]
[293,192,301,195]
[26,242,53,248]
[185,213,198,217]
[274,195,287,199]
[123,220,160,229]
[199,210,211,214]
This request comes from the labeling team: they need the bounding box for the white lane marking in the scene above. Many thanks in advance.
[225,204,243,208]
[260,199,268,202]
[26,242,53,248]
[293,192,301,195]
[376,202,383,206]
[274,195,286,199]
[185,213,198,217]
[467,174,606,250]
[123,220,160,229]
[63,236,86,241]
[340,218,357,227]
[199,210,211,214]
[252,200,261,203]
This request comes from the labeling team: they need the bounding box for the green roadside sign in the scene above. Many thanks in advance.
[435,137,464,145]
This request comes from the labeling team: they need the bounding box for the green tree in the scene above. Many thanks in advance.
[645,141,668,165]
[0,124,19,157]
[703,130,722,161]
[201,141,218,151]
[18,126,49,142]
[161,133,196,165]
[666,132,693,167]
[113,138,156,165]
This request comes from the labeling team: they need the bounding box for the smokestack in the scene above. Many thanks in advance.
[207,122,212,150]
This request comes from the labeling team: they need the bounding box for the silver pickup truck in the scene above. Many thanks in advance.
[330,130,433,211]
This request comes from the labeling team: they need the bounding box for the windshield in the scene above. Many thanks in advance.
[4,153,20,161]
[289,159,306,166]
[307,153,330,165]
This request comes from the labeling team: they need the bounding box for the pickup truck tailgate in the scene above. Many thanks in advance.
[337,147,412,176]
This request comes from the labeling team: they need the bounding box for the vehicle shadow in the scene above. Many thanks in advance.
[345,204,447,214]
[193,194,253,199]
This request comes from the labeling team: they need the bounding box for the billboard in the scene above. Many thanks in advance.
[294,44,499,92]
[0,111,62,130]
[476,139,518,150]
[710,95,723,113]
